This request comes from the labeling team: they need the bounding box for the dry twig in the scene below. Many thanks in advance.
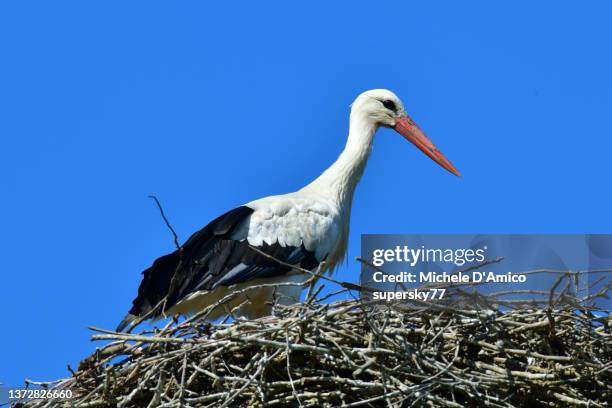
[15,277,610,408]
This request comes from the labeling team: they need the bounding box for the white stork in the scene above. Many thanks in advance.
[117,89,459,331]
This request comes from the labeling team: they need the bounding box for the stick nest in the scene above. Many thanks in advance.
[17,293,611,408]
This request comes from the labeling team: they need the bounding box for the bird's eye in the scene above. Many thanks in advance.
[382,100,396,111]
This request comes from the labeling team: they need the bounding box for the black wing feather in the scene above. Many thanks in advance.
[117,205,319,331]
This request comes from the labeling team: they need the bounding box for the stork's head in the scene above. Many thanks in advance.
[352,89,460,177]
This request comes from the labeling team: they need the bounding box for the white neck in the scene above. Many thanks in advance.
[301,112,378,206]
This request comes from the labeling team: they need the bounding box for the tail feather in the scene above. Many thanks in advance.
[116,313,137,332]
[116,251,180,331]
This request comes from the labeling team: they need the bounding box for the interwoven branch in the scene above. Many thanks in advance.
[17,277,611,408]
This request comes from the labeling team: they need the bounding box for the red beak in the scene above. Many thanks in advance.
[393,114,461,177]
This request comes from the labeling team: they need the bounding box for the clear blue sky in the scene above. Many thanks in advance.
[1,1,610,386]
